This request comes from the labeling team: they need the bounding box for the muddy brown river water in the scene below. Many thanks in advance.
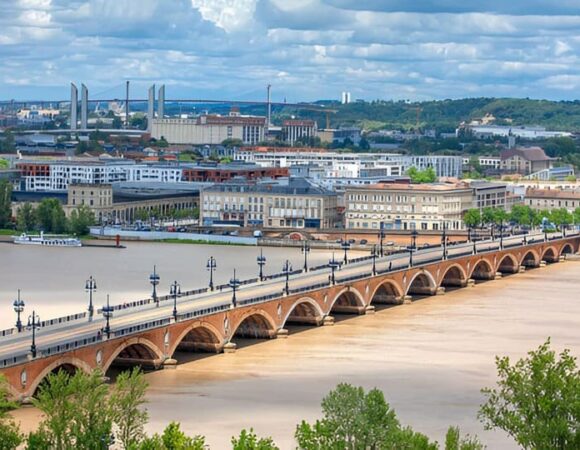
[3,242,579,449]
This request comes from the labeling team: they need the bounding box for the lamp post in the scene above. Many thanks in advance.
[500,220,504,250]
[85,276,97,321]
[257,249,266,281]
[371,244,377,276]
[170,280,181,321]
[282,260,293,295]
[328,254,340,285]
[441,223,448,260]
[467,226,472,243]
[301,241,311,272]
[149,265,160,307]
[102,295,113,339]
[13,290,25,332]
[206,256,216,291]
[229,270,241,308]
[341,237,350,265]
[378,223,386,257]
[411,229,418,251]
[27,310,40,358]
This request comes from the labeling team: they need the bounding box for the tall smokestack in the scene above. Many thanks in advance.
[267,84,272,130]
[125,80,130,128]
[80,84,88,130]
[157,85,165,119]
[147,84,155,132]
[70,83,78,131]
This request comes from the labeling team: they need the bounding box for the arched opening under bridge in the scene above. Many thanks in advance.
[521,251,539,268]
[370,281,403,308]
[497,254,519,275]
[440,266,467,291]
[406,271,437,299]
[470,259,495,282]
[560,243,574,257]
[171,325,223,364]
[330,288,365,316]
[541,247,558,263]
[104,340,163,378]
[29,359,89,398]
[231,312,276,349]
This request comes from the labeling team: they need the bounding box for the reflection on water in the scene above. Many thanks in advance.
[5,243,580,449]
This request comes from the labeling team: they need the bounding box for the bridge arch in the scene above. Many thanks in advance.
[28,357,92,397]
[469,258,495,281]
[231,310,277,340]
[560,243,574,256]
[329,286,365,315]
[496,253,519,274]
[369,279,404,306]
[520,249,540,268]
[439,264,468,289]
[406,270,437,297]
[541,246,558,263]
[170,322,224,356]
[283,297,324,327]
[102,337,165,374]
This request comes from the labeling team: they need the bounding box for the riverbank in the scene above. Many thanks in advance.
[8,260,580,449]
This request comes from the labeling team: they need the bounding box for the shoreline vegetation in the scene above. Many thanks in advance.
[1,339,578,449]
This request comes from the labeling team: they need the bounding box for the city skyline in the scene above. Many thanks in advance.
[1,0,580,102]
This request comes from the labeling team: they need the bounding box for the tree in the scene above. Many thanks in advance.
[16,203,36,232]
[479,339,580,449]
[0,375,23,450]
[294,383,435,449]
[32,369,113,450]
[444,426,484,450]
[35,198,66,233]
[161,422,207,449]
[407,166,437,183]
[222,138,244,148]
[0,130,16,153]
[481,207,496,226]
[0,179,12,228]
[110,367,149,449]
[68,204,95,236]
[509,205,536,227]
[463,209,481,228]
[231,429,279,450]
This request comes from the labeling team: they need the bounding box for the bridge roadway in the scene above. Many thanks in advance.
[0,231,569,363]
[0,231,578,398]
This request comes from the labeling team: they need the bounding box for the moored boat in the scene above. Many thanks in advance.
[13,232,82,247]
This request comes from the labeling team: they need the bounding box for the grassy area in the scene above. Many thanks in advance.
[0,229,17,235]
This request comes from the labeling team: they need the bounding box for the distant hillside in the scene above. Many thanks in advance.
[279,98,580,133]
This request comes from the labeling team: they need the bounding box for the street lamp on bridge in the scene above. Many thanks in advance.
[378,222,386,257]
[149,265,160,307]
[13,289,25,332]
[301,241,311,272]
[170,280,181,321]
[206,256,217,291]
[102,295,113,339]
[85,276,97,321]
[499,220,504,250]
[27,310,41,358]
[341,237,351,265]
[257,249,267,281]
[371,244,378,276]
[409,229,419,267]
[441,223,448,260]
[282,260,293,295]
[328,254,341,285]
[229,270,241,308]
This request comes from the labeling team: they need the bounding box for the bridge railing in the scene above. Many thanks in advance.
[176,303,231,322]
[113,318,172,338]
[1,354,29,369]
[42,334,101,358]
[0,328,16,338]
[39,312,87,329]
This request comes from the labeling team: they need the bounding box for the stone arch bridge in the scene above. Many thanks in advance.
[1,235,577,400]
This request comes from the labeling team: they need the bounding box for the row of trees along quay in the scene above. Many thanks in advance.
[0,340,577,449]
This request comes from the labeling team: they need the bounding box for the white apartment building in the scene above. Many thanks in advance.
[345,182,474,231]
[124,165,183,183]
[462,156,501,170]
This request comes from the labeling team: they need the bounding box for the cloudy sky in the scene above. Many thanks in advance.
[1,0,580,102]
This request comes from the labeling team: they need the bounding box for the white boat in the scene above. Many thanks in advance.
[13,232,82,247]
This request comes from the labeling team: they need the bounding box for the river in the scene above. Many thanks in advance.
[3,242,580,449]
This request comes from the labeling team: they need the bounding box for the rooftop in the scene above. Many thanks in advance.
[525,188,580,200]
[346,182,472,192]
[203,177,336,196]
[500,146,553,162]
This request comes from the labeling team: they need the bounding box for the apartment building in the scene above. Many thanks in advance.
[524,188,580,212]
[201,178,340,229]
[470,181,509,211]
[282,119,318,145]
[345,182,474,231]
[500,147,553,175]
